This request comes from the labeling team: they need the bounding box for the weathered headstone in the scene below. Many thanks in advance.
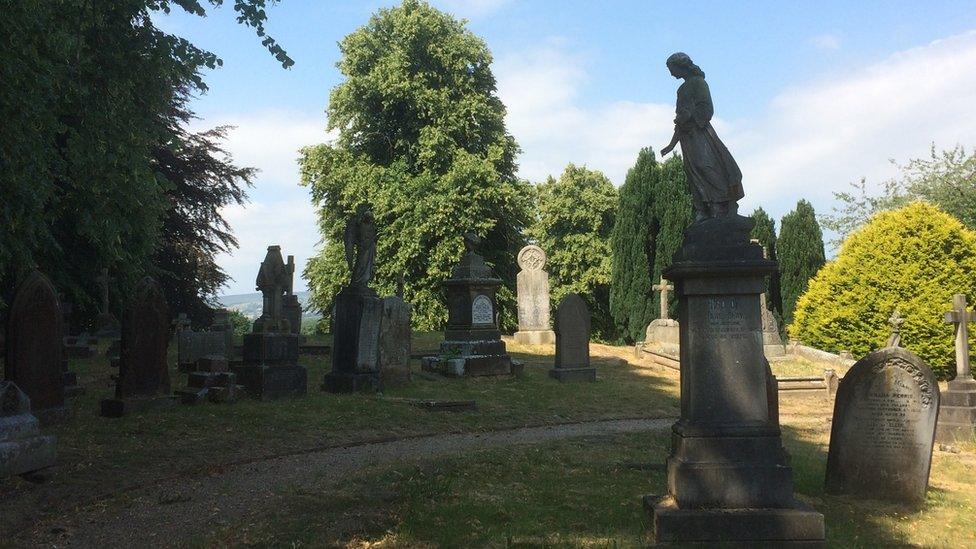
[94,268,120,337]
[0,382,57,478]
[210,308,236,359]
[937,293,976,442]
[513,245,555,345]
[421,233,515,377]
[378,296,412,388]
[550,294,595,381]
[177,330,228,372]
[643,277,679,357]
[753,240,785,358]
[825,346,939,502]
[100,277,176,417]
[4,271,66,423]
[234,246,306,400]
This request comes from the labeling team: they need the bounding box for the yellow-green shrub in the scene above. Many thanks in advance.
[791,202,976,379]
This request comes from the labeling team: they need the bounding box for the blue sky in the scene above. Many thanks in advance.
[156,1,976,295]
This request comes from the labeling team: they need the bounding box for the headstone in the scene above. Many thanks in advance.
[210,308,236,359]
[94,268,120,337]
[550,294,595,381]
[760,286,785,357]
[825,346,939,502]
[233,246,306,400]
[175,357,244,405]
[937,293,976,442]
[100,278,177,417]
[513,245,555,345]
[323,288,382,392]
[421,233,514,377]
[4,271,66,423]
[177,330,228,372]
[0,382,57,478]
[643,277,680,357]
[378,296,412,388]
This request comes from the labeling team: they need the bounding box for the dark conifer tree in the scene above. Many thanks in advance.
[749,207,783,317]
[778,199,826,326]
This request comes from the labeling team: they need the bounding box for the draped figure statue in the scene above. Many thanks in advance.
[343,206,377,289]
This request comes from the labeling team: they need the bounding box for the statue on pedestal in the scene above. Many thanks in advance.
[344,206,377,292]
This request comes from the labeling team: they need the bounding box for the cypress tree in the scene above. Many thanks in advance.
[650,155,694,320]
[609,148,659,343]
[778,199,826,327]
[749,207,783,317]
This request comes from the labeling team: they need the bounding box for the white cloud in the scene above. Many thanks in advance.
[432,0,513,18]
[732,30,976,218]
[811,33,842,51]
[496,43,675,185]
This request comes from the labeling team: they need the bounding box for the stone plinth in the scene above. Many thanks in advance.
[514,330,555,345]
[323,286,382,393]
[938,378,976,442]
[644,318,680,356]
[233,332,306,400]
[423,250,514,377]
[0,382,57,478]
[646,216,824,546]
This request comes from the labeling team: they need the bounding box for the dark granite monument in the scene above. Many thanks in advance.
[825,346,939,502]
[5,271,66,423]
[324,207,383,393]
[421,233,515,377]
[378,296,412,388]
[646,52,824,545]
[233,246,306,400]
[100,277,177,417]
[550,293,595,381]
[513,244,556,345]
[937,293,976,442]
[0,381,57,478]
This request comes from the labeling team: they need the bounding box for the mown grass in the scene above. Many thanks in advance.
[0,334,677,538]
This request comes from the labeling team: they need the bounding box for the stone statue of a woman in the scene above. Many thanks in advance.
[343,206,377,290]
[661,52,744,221]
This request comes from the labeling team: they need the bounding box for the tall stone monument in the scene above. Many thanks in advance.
[378,296,413,388]
[937,293,976,442]
[513,245,555,345]
[100,277,177,417]
[4,271,66,423]
[421,233,515,377]
[324,207,383,392]
[646,52,824,545]
[550,293,595,381]
[233,246,306,400]
[825,346,939,502]
[644,277,679,356]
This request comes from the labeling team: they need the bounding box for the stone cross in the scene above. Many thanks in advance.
[96,268,113,315]
[944,294,975,379]
[652,277,674,320]
[886,308,904,348]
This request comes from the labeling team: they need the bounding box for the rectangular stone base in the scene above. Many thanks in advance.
[322,372,379,393]
[100,395,177,418]
[421,354,514,377]
[645,495,825,546]
[936,379,976,443]
[514,330,555,345]
[0,434,57,477]
[231,364,307,400]
[549,367,596,382]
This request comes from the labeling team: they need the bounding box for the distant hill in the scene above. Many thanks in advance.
[217,291,321,321]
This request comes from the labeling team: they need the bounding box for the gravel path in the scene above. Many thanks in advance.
[26,417,673,547]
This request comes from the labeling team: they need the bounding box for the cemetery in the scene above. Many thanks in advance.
[3,1,976,547]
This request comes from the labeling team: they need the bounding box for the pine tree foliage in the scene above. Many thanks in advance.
[778,199,826,327]
[749,207,783,317]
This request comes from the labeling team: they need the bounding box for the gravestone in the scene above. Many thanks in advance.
[177,330,228,372]
[0,382,57,478]
[94,268,120,337]
[175,357,243,405]
[100,278,176,417]
[760,286,785,357]
[513,245,555,345]
[644,277,679,356]
[550,294,595,381]
[4,271,66,423]
[378,296,412,389]
[825,346,939,502]
[210,308,236,359]
[324,288,382,392]
[421,233,515,377]
[234,246,306,400]
[937,293,976,442]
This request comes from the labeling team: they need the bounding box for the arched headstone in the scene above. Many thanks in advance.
[550,293,595,381]
[825,346,939,502]
[4,271,65,422]
[514,245,555,345]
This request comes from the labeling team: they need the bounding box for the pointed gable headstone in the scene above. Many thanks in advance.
[4,271,66,422]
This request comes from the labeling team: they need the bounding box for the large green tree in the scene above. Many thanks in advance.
[0,0,286,323]
[778,199,826,327]
[608,151,692,343]
[530,165,618,340]
[301,0,531,331]
[749,207,783,319]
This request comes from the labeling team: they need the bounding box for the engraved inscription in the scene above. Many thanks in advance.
[706,297,747,340]
[472,295,493,324]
